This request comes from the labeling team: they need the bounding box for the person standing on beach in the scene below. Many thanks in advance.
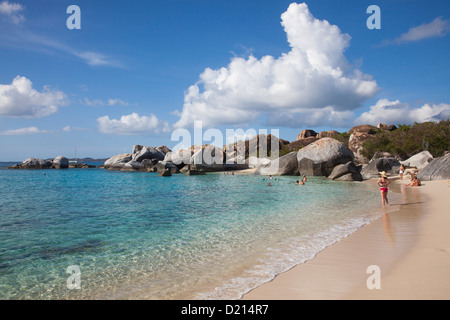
[399,164,405,180]
[377,171,391,207]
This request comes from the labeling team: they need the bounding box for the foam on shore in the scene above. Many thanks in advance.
[242,179,450,300]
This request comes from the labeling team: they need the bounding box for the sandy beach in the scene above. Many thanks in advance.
[242,178,450,300]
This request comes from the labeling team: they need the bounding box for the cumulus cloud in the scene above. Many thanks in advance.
[385,17,450,45]
[0,76,67,118]
[0,1,24,24]
[0,126,48,135]
[355,99,450,125]
[97,112,170,135]
[174,2,379,128]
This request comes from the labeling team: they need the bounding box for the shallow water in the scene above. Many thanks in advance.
[0,168,383,299]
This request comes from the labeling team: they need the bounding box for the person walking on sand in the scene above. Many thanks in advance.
[377,171,391,207]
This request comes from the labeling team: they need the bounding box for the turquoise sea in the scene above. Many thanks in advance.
[0,166,384,300]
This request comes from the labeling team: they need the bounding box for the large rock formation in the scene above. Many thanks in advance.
[224,134,288,159]
[377,123,397,131]
[121,161,146,172]
[284,137,320,153]
[348,124,397,164]
[164,150,192,168]
[417,154,450,181]
[328,161,363,181]
[246,156,271,169]
[296,138,355,176]
[348,125,379,164]
[155,161,180,174]
[132,145,166,162]
[348,132,374,164]
[15,158,53,169]
[361,156,401,178]
[190,145,224,172]
[105,144,171,171]
[317,130,339,139]
[104,153,133,170]
[297,129,318,140]
[52,156,69,169]
[254,152,299,176]
[400,151,434,170]
[159,168,172,177]
[349,125,378,135]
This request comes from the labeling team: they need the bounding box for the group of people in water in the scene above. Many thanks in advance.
[264,174,307,187]
[377,166,422,207]
[296,175,307,185]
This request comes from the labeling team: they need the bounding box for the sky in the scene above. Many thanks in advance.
[0,0,449,161]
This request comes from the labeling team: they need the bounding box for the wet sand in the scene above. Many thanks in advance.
[242,178,450,300]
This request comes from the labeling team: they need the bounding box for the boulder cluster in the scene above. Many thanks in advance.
[7,123,449,181]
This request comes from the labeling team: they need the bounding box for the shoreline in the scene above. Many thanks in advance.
[242,178,450,300]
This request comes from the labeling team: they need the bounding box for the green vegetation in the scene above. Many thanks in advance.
[332,132,351,145]
[361,120,449,160]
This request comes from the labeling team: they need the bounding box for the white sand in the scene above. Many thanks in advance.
[242,179,450,300]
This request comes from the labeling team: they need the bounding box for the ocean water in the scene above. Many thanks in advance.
[0,168,384,300]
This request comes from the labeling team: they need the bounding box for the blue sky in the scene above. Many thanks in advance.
[0,0,449,160]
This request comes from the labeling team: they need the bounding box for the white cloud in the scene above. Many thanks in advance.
[0,126,48,135]
[84,97,129,107]
[174,3,379,128]
[0,1,24,24]
[97,112,170,135]
[74,51,122,67]
[107,98,129,106]
[355,99,450,125]
[62,125,89,132]
[388,17,450,44]
[0,76,67,118]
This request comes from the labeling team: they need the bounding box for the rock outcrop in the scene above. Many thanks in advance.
[348,132,374,164]
[155,161,180,174]
[317,130,339,139]
[104,153,133,170]
[349,125,378,135]
[52,156,69,169]
[377,123,397,131]
[361,156,401,178]
[105,144,171,171]
[159,168,172,177]
[284,137,320,152]
[297,129,318,140]
[224,134,288,159]
[328,161,363,181]
[15,158,53,169]
[347,124,398,164]
[296,138,355,176]
[121,161,146,172]
[400,151,433,170]
[186,170,206,176]
[246,156,271,169]
[190,145,224,172]
[254,152,299,176]
[417,154,450,181]
[132,145,166,162]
